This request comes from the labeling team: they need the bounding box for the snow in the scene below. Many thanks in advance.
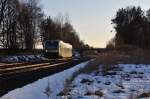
[0,55,47,62]
[67,64,150,99]
[1,62,150,99]
[0,61,90,99]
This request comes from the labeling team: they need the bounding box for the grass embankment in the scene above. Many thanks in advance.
[72,48,150,76]
[59,48,150,97]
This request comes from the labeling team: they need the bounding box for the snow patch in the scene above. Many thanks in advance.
[65,64,150,99]
[0,55,47,62]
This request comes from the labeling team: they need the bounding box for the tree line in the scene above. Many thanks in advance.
[40,15,89,49]
[0,0,88,50]
[107,6,150,49]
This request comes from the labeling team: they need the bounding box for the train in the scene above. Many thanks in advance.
[44,40,73,58]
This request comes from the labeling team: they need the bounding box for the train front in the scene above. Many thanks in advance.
[44,41,59,58]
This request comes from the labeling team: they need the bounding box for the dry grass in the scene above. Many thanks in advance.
[137,92,150,98]
[70,48,150,80]
[69,52,121,82]
[113,90,125,93]
[75,48,150,76]
[97,48,150,64]
[123,49,150,64]
[44,80,52,98]
[57,79,71,96]
[85,90,103,97]
[67,59,99,82]
[80,78,93,84]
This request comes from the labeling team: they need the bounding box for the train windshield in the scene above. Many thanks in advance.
[45,41,58,49]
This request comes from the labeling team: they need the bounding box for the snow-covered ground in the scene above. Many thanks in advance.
[0,55,47,62]
[0,61,90,99]
[1,61,150,99]
[65,64,150,99]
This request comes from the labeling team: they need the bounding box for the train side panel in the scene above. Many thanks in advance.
[59,41,72,58]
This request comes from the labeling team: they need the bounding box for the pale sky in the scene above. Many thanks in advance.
[40,0,150,48]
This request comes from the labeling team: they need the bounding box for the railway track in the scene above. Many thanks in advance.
[0,58,90,96]
[0,59,72,78]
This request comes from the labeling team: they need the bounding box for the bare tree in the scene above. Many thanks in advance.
[0,0,21,49]
[18,0,43,49]
[40,15,88,48]
[0,0,7,27]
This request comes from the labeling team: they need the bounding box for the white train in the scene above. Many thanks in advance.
[44,40,72,58]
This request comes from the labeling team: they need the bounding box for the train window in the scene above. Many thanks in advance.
[45,41,58,49]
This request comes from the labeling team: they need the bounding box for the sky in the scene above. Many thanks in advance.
[40,0,150,48]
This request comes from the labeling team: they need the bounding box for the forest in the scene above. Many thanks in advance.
[0,0,88,50]
[107,6,150,49]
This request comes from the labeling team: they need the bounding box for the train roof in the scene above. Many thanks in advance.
[60,41,72,48]
[45,40,72,48]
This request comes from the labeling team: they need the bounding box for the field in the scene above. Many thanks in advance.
[57,49,150,99]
